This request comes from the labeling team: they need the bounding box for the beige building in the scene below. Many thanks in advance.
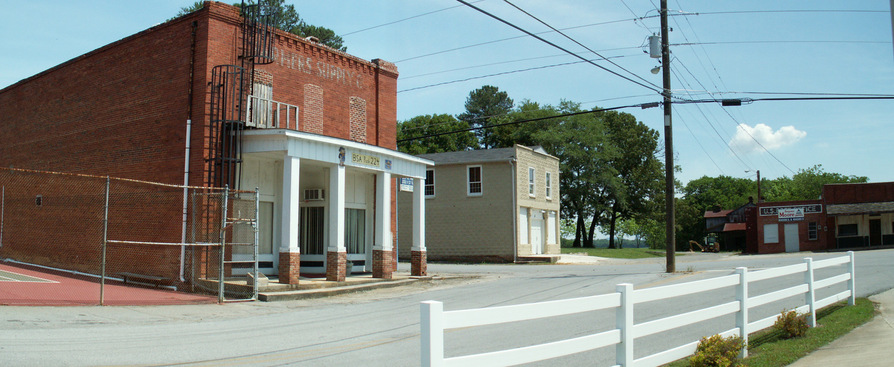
[397,145,560,262]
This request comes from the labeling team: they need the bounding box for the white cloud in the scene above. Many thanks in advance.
[729,123,806,154]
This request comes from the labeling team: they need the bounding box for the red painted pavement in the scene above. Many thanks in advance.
[0,263,216,306]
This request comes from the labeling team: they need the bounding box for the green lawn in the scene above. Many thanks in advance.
[561,247,668,259]
[665,298,876,366]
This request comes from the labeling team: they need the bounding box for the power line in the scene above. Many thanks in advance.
[398,59,593,93]
[674,40,889,47]
[456,0,662,93]
[342,1,484,36]
[502,0,661,90]
[400,53,639,80]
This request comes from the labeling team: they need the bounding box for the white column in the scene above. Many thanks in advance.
[329,164,346,252]
[412,177,425,252]
[281,156,300,252]
[375,172,392,251]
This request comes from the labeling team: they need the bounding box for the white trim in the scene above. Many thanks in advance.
[243,129,432,178]
[528,167,536,197]
[467,165,483,197]
[424,169,435,198]
[545,172,552,200]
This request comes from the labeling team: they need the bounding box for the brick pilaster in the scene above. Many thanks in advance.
[326,251,347,282]
[278,251,300,285]
[373,249,393,279]
[411,250,427,276]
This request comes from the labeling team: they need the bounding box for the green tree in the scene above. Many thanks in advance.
[171,1,346,51]
[396,114,478,155]
[676,175,757,249]
[599,110,663,249]
[763,164,868,201]
[528,101,619,248]
[457,85,514,149]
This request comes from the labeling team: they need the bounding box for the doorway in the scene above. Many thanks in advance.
[531,214,544,255]
[870,219,881,246]
[784,223,800,253]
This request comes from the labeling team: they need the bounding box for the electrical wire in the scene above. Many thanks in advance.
[455,0,662,93]
[398,103,645,143]
[400,53,639,80]
[342,1,484,36]
[502,0,662,91]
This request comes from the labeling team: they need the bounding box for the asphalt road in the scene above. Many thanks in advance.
[2,249,891,366]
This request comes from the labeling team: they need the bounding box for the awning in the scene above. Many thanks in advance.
[723,223,746,232]
[826,201,894,216]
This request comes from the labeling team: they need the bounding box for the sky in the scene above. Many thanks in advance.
[1,0,892,186]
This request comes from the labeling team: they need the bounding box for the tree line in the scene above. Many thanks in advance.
[398,85,868,251]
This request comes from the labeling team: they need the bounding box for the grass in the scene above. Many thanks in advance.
[664,298,876,366]
[561,246,667,259]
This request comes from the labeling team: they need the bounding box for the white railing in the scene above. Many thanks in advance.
[421,252,856,367]
[245,95,299,129]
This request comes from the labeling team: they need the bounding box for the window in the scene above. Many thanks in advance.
[808,222,818,240]
[545,172,552,199]
[300,207,325,255]
[838,224,858,237]
[528,167,535,196]
[345,208,366,254]
[763,224,779,243]
[467,165,482,196]
[424,169,435,197]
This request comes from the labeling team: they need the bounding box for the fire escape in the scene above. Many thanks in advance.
[206,1,276,190]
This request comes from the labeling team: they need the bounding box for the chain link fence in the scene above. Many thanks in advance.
[0,167,258,305]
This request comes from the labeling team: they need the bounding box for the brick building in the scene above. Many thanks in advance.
[0,2,430,284]
[397,145,560,262]
[744,182,894,254]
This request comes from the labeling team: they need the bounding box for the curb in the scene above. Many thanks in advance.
[258,277,432,302]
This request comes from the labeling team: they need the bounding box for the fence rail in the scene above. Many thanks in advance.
[421,252,856,367]
[246,94,299,129]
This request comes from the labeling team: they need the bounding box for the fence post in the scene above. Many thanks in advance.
[848,251,856,306]
[218,185,229,304]
[616,283,634,367]
[735,267,749,358]
[421,301,444,367]
[100,176,109,306]
[253,187,260,301]
[804,257,816,327]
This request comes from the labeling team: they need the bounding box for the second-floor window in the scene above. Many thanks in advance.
[467,165,482,196]
[528,167,535,196]
[545,172,552,199]
[425,169,435,197]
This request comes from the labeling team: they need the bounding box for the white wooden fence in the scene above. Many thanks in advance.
[421,252,856,367]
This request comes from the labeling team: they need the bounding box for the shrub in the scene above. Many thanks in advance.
[773,309,810,339]
[688,334,745,367]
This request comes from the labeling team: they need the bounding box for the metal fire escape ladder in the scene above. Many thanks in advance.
[205,0,276,191]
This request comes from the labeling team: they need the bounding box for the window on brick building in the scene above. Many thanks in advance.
[838,224,858,237]
[764,224,779,243]
[425,169,435,198]
[528,167,535,196]
[467,165,482,196]
[808,222,818,240]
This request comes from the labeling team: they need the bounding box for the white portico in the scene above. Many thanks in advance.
[239,129,431,283]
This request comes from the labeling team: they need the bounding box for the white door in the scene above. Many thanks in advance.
[531,215,544,255]
[784,223,800,253]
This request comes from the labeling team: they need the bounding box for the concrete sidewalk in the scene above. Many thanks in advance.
[789,288,894,366]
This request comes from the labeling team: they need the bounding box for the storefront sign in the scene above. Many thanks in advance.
[778,207,805,222]
[400,178,414,192]
[351,152,380,167]
[760,204,822,217]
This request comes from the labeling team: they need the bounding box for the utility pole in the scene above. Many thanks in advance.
[757,170,762,203]
[661,0,675,273]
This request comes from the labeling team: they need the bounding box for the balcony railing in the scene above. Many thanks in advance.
[245,95,299,129]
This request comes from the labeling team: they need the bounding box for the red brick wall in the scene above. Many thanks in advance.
[753,200,828,253]
[823,182,894,204]
[0,2,401,282]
